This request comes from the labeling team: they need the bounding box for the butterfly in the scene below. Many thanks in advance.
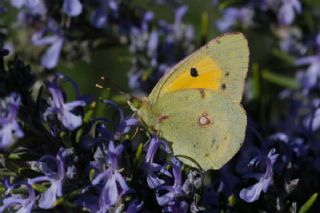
[128,33,249,170]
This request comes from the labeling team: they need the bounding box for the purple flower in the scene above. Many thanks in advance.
[216,7,254,32]
[304,106,320,131]
[0,2,6,13]
[90,0,118,28]
[128,12,155,54]
[269,132,289,143]
[0,93,24,149]
[169,5,194,43]
[104,100,138,140]
[156,158,188,213]
[147,30,159,58]
[80,100,138,148]
[63,0,83,17]
[11,0,37,8]
[257,0,281,11]
[126,199,144,213]
[145,135,171,189]
[127,5,194,92]
[278,0,301,25]
[239,148,279,202]
[32,27,64,69]
[295,46,320,92]
[10,0,46,15]
[28,148,67,209]
[276,26,306,54]
[173,5,188,35]
[91,141,129,212]
[0,182,36,213]
[44,74,86,131]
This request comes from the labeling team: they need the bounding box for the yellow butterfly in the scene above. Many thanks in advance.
[129,33,249,170]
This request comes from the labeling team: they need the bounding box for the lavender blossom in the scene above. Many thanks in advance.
[128,5,194,92]
[145,135,171,189]
[295,34,320,92]
[276,27,307,54]
[278,0,301,25]
[167,5,194,47]
[156,158,189,213]
[91,140,129,212]
[11,0,38,9]
[239,148,279,202]
[80,100,138,149]
[0,1,6,13]
[32,24,64,69]
[126,199,144,213]
[216,7,254,32]
[63,0,83,17]
[0,93,24,149]
[90,0,118,28]
[28,148,67,209]
[303,104,320,131]
[44,74,86,131]
[104,100,138,140]
[147,30,159,58]
[172,5,189,39]
[10,0,46,15]
[0,182,36,213]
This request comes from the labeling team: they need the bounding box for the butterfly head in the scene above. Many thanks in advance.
[127,95,145,112]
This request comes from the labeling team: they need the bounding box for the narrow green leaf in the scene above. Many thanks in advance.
[142,68,153,81]
[272,48,295,64]
[83,101,97,123]
[54,197,64,206]
[201,12,208,43]
[89,168,95,182]
[218,0,241,9]
[299,193,318,213]
[252,63,261,99]
[228,194,236,207]
[76,128,84,144]
[0,169,16,177]
[134,143,144,166]
[32,183,48,193]
[8,153,22,160]
[262,70,299,89]
[0,185,5,194]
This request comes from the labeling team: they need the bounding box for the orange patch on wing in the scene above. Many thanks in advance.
[162,57,223,94]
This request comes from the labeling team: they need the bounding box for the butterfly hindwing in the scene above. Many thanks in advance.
[149,89,247,170]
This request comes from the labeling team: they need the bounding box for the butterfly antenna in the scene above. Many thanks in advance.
[96,76,130,97]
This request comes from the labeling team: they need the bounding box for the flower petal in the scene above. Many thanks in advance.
[63,0,83,17]
[239,182,264,202]
[39,183,59,209]
[41,37,63,69]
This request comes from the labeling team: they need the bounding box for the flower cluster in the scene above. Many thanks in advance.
[128,5,195,93]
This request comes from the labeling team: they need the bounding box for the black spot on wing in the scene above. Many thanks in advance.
[221,83,226,90]
[190,68,199,77]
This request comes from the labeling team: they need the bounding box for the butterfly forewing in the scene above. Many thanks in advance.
[148,33,249,105]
